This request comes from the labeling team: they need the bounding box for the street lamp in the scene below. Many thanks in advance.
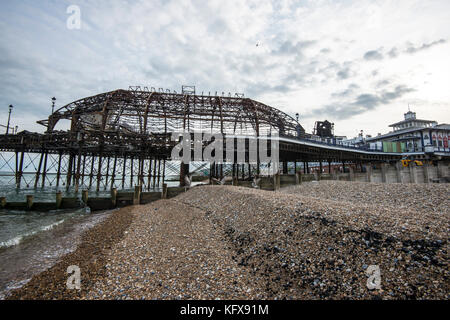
[6,105,13,135]
[51,97,56,114]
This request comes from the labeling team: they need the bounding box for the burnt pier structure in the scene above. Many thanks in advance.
[0,87,403,192]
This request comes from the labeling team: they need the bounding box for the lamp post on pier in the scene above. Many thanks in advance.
[6,105,13,135]
[51,97,56,114]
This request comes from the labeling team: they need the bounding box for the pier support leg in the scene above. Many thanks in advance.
[282,161,288,174]
[157,159,161,187]
[130,157,134,189]
[82,190,88,205]
[34,152,44,188]
[349,165,355,181]
[381,163,388,183]
[147,159,153,191]
[111,156,117,190]
[409,163,417,184]
[56,152,62,188]
[365,164,372,182]
[152,158,158,188]
[16,151,25,189]
[75,153,82,193]
[161,183,168,199]
[41,152,48,188]
[423,163,430,183]
[89,156,95,190]
[66,153,74,192]
[96,155,103,192]
[395,162,403,183]
[122,156,127,190]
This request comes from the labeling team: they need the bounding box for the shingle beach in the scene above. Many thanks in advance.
[7,181,449,300]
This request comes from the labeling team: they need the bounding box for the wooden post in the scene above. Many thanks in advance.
[395,161,403,183]
[82,190,88,205]
[296,171,302,185]
[349,165,355,181]
[111,188,117,207]
[133,185,141,205]
[0,197,6,209]
[26,195,33,210]
[161,183,168,199]
[56,192,62,209]
[273,173,280,191]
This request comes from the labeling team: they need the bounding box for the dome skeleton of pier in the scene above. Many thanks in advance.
[40,88,305,139]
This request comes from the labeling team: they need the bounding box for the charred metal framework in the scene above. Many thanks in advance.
[0,87,402,191]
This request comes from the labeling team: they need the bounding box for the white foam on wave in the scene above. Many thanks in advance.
[0,219,66,249]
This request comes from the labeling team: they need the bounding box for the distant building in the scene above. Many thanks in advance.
[366,110,450,154]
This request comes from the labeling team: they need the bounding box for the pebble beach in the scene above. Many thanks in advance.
[6,181,449,300]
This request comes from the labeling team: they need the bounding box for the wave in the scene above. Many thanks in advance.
[0,219,66,249]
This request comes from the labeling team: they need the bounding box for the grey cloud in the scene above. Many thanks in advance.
[331,83,360,98]
[387,47,398,58]
[306,85,414,120]
[271,40,316,56]
[363,50,384,60]
[376,79,390,87]
[405,39,446,54]
[337,67,351,79]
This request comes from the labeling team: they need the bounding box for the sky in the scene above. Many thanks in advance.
[0,0,449,138]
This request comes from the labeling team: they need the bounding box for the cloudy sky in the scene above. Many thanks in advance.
[0,0,449,137]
